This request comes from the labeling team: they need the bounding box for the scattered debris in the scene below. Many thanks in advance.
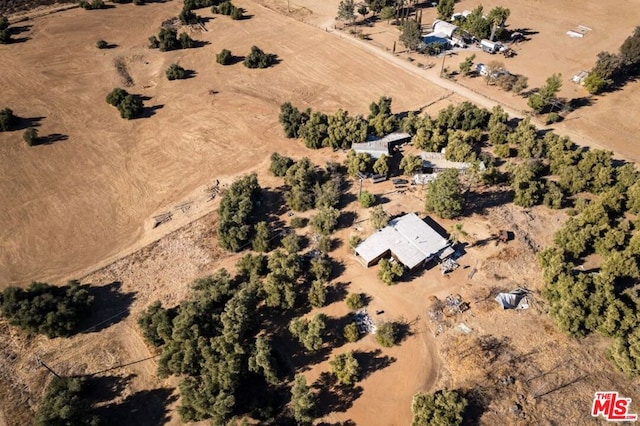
[353,309,376,334]
[153,212,173,228]
[467,267,477,280]
[175,202,192,214]
[443,294,469,316]
[440,258,459,274]
[456,323,473,334]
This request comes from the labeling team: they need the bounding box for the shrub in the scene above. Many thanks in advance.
[329,351,360,385]
[375,321,399,347]
[179,32,194,49]
[216,48,233,65]
[345,292,364,310]
[343,323,359,342]
[23,127,38,146]
[244,46,275,69]
[79,0,106,9]
[179,8,199,25]
[117,94,143,119]
[411,389,467,426]
[96,39,108,49]
[269,152,293,176]
[166,63,187,80]
[378,258,404,285]
[359,190,376,208]
[106,87,129,106]
[290,217,308,228]
[546,112,561,125]
[0,107,17,131]
[349,235,362,248]
[0,281,94,338]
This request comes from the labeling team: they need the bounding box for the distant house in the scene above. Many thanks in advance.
[351,132,411,159]
[354,213,453,271]
[421,151,485,173]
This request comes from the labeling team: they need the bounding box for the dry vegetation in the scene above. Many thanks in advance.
[2,0,640,424]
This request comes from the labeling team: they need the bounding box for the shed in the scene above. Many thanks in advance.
[353,132,411,159]
[421,151,485,173]
[354,213,451,270]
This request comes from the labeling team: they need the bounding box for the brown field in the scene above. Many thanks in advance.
[2,0,640,424]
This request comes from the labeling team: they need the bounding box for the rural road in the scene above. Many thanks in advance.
[326,27,621,158]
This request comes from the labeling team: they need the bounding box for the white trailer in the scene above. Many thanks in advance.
[480,39,500,54]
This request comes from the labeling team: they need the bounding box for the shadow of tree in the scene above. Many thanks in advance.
[313,372,363,415]
[464,188,514,215]
[326,281,349,305]
[36,133,68,145]
[352,349,396,380]
[82,281,136,333]
[13,115,44,131]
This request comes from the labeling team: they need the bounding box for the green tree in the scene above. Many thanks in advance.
[336,0,356,27]
[284,157,317,211]
[310,254,332,282]
[106,88,129,106]
[373,154,389,176]
[411,389,467,426]
[308,280,327,308]
[281,232,301,254]
[244,46,275,69]
[179,32,194,49]
[252,221,270,252]
[35,377,100,426]
[278,102,309,139]
[345,292,364,310]
[23,127,38,146]
[138,301,174,347]
[512,75,529,95]
[583,72,607,94]
[347,150,372,177]
[459,54,475,76]
[248,336,278,385]
[96,39,108,49]
[370,205,389,229]
[399,153,422,176]
[269,152,294,177]
[343,323,360,342]
[217,173,261,251]
[400,20,422,52]
[166,63,187,80]
[424,169,465,219]
[375,321,400,346]
[310,207,340,235]
[378,258,404,285]
[291,374,317,424]
[380,6,395,23]
[359,190,376,208]
[179,7,199,24]
[216,48,233,65]
[528,73,562,113]
[330,351,360,385]
[436,0,455,21]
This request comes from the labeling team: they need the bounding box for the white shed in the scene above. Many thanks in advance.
[431,20,458,39]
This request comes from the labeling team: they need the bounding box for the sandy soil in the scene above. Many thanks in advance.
[0,0,448,287]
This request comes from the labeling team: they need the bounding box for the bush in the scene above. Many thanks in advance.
[546,112,561,125]
[216,48,233,65]
[375,321,399,347]
[345,293,364,310]
[106,88,129,106]
[343,323,359,342]
[378,258,404,285]
[359,190,376,208]
[244,46,275,69]
[166,63,187,80]
[0,107,17,131]
[179,8,199,25]
[230,7,243,20]
[23,127,38,146]
[0,281,94,338]
[290,217,308,229]
[411,389,467,426]
[269,152,293,176]
[79,0,106,10]
[349,235,362,248]
[117,94,143,119]
[96,39,108,49]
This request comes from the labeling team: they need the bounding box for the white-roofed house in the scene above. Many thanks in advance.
[354,213,453,271]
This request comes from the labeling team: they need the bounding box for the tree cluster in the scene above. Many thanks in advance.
[289,314,327,351]
[584,27,640,94]
[244,46,276,69]
[217,173,262,252]
[212,1,244,20]
[165,63,187,80]
[79,0,106,10]
[105,88,143,119]
[0,16,11,44]
[149,27,194,51]
[456,5,510,41]
[278,96,399,150]
[0,281,94,338]
[282,157,342,212]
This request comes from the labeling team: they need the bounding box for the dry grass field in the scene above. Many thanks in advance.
[2,0,640,424]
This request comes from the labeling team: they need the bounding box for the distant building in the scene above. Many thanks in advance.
[354,213,453,271]
[351,132,411,159]
[421,151,485,173]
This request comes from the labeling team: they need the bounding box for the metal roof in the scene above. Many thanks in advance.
[352,133,410,159]
[355,213,451,269]
[421,152,486,172]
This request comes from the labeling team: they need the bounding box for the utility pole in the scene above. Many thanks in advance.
[36,356,61,378]
[440,50,446,77]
